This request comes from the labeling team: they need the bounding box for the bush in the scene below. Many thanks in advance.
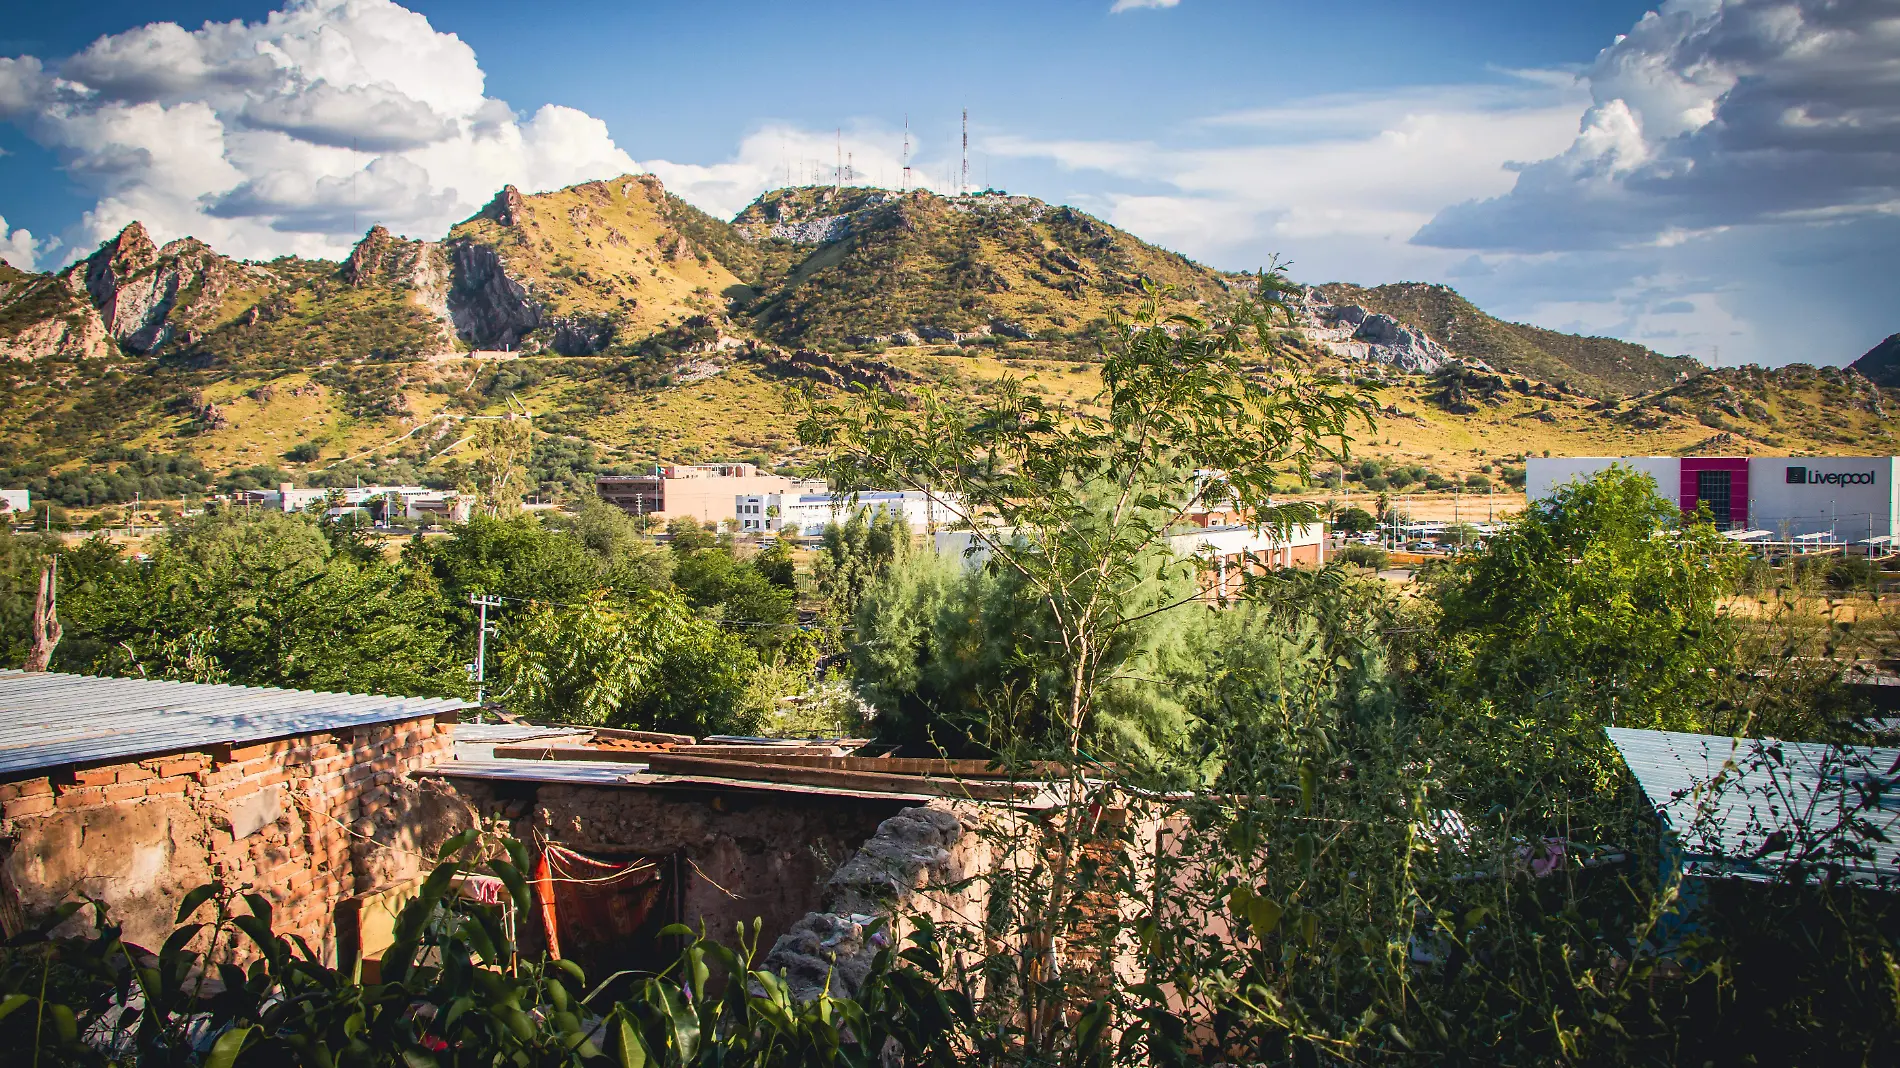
[285,441,323,463]
[1334,543,1388,570]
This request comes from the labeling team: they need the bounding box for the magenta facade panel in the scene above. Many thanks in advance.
[1680,456,1750,527]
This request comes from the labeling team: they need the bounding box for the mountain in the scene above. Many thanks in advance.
[725,187,1231,351]
[1850,332,1900,388]
[1311,282,1701,398]
[2,175,1893,514]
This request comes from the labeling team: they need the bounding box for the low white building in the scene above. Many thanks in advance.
[936,521,1325,600]
[235,484,468,523]
[1526,455,1900,544]
[736,490,963,536]
[1,489,27,515]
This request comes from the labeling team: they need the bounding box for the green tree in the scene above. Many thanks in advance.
[812,508,908,622]
[58,512,466,697]
[1424,465,1745,806]
[495,589,757,735]
[802,274,1368,755]
[753,536,798,592]
[1332,505,1376,535]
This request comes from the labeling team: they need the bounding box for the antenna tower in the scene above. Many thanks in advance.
[847,151,854,184]
[961,108,969,196]
[835,129,842,192]
[902,114,911,193]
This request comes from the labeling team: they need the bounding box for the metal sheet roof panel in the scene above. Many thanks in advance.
[1607,726,1900,886]
[0,672,470,777]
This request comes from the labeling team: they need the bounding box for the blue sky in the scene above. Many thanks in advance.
[2,0,1895,368]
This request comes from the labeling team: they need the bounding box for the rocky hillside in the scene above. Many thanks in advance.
[1850,332,1900,388]
[724,187,1232,351]
[3,174,1894,514]
[1312,282,1701,398]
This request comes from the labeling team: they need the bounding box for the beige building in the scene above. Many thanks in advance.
[597,464,825,526]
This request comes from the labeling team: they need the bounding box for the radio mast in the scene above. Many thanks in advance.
[961,108,969,196]
[835,128,842,192]
[901,114,911,193]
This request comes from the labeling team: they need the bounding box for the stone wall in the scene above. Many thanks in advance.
[0,713,458,962]
[428,774,912,975]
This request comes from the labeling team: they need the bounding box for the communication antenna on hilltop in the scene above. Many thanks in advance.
[847,151,854,184]
[835,128,842,192]
[961,108,969,196]
[902,114,912,193]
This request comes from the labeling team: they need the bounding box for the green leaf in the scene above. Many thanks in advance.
[204,1024,253,1068]
[1246,895,1284,935]
[175,884,220,925]
[616,1016,648,1068]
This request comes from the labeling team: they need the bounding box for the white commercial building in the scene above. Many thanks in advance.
[1,489,27,515]
[235,484,469,523]
[1526,456,1900,544]
[738,490,963,536]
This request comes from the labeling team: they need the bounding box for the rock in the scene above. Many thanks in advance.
[447,242,543,350]
[989,318,1032,340]
[763,806,964,1001]
[58,223,276,355]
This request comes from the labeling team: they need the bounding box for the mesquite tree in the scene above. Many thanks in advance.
[799,271,1370,756]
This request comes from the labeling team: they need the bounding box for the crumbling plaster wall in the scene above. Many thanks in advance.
[0,714,459,960]
[765,798,1172,1003]
[430,776,911,958]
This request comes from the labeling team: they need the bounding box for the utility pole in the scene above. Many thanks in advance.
[902,114,911,193]
[469,593,502,704]
[961,108,969,195]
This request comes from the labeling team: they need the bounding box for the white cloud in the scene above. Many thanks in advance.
[984,78,1587,282]
[0,217,38,270]
[1416,0,1900,252]
[645,123,958,219]
[1111,0,1181,11]
[0,0,640,266]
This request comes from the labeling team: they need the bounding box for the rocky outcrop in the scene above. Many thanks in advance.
[0,265,112,360]
[1316,303,1453,374]
[446,241,543,350]
[1849,331,1900,388]
[744,344,919,391]
[764,806,965,1001]
[343,226,456,349]
[59,223,276,355]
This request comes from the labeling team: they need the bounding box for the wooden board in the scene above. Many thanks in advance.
[640,753,1036,801]
[690,754,1072,779]
[590,726,696,745]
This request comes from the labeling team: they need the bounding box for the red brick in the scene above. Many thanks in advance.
[105,782,148,803]
[70,767,120,788]
[55,785,108,809]
[4,794,55,818]
[146,778,190,796]
[155,756,209,777]
[114,765,156,784]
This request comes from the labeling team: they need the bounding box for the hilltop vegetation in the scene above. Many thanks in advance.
[728,187,1229,350]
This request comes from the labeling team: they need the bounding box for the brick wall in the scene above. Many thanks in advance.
[0,713,456,962]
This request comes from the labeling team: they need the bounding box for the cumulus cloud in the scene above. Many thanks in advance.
[984,78,1587,283]
[0,0,640,265]
[1111,0,1182,11]
[1416,0,1900,252]
[0,217,38,270]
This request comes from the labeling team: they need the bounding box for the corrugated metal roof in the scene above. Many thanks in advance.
[1608,727,1900,886]
[0,671,470,778]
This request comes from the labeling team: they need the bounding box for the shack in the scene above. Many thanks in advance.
[0,671,468,960]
